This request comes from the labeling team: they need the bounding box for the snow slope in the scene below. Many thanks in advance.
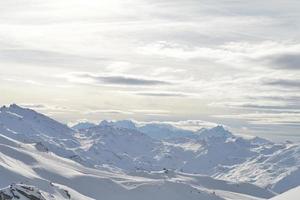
[0,132,274,200]
[271,186,300,200]
[215,142,300,193]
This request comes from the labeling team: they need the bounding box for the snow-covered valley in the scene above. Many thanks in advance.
[0,104,299,199]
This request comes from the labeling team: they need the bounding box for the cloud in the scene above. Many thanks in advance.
[265,79,300,89]
[210,100,300,113]
[3,78,44,86]
[20,104,46,109]
[84,109,171,116]
[137,41,233,61]
[1,0,300,141]
[214,112,300,126]
[19,103,79,114]
[63,72,173,87]
[169,120,220,130]
[84,109,133,115]
[267,53,300,70]
[136,119,219,131]
[135,91,192,97]
[132,109,170,116]
[239,104,300,112]
[247,95,300,102]
[0,49,107,69]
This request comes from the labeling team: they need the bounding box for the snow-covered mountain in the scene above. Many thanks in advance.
[138,123,196,139]
[0,104,74,139]
[0,104,80,159]
[71,122,96,131]
[74,123,160,170]
[195,125,234,140]
[0,104,299,199]
[0,131,274,200]
[79,120,197,140]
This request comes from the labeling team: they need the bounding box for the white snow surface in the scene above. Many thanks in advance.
[271,186,300,200]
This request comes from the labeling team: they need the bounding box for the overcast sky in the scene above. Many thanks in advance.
[0,0,299,141]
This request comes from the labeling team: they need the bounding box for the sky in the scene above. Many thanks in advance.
[0,0,299,141]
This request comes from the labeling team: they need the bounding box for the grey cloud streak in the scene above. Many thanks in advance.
[0,49,109,69]
[135,92,190,97]
[265,79,300,89]
[267,53,300,70]
[70,73,173,86]
[239,104,300,112]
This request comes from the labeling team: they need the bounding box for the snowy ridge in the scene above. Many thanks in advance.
[0,104,79,159]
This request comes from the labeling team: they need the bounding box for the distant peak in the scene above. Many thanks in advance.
[98,120,137,130]
[211,125,227,131]
[114,120,136,129]
[9,103,24,110]
[0,105,7,110]
[1,104,25,111]
[196,125,233,140]
[99,120,111,126]
[71,121,96,130]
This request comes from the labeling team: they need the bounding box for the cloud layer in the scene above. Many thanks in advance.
[0,0,299,141]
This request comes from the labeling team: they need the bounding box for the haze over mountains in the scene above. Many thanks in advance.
[0,104,299,199]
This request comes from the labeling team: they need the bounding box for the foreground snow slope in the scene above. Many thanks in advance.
[271,186,300,200]
[0,132,274,200]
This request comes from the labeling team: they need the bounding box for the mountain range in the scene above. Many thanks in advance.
[0,104,299,199]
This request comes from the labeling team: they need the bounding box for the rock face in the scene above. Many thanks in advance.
[0,184,72,200]
[35,142,49,152]
[0,184,46,200]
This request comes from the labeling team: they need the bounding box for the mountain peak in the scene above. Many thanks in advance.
[6,103,33,114]
[213,125,226,130]
[72,122,96,130]
[9,103,20,108]
[113,120,136,130]
[196,125,233,140]
[0,104,22,111]
[0,103,75,139]
[6,103,26,111]
[99,120,111,127]
[98,120,137,130]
